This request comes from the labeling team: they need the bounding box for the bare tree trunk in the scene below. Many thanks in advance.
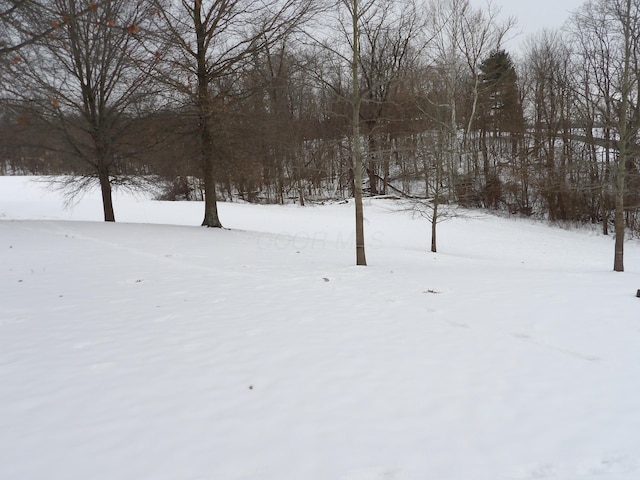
[351,0,366,266]
[5,1,158,222]
[431,201,437,253]
[614,0,633,272]
[201,147,222,227]
[368,134,378,196]
[614,151,626,271]
[99,170,115,222]
[194,1,222,228]
[603,127,611,235]
[383,141,390,195]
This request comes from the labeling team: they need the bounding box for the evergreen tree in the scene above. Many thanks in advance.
[478,49,524,136]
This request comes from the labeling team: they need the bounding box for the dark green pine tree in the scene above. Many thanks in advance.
[478,49,524,137]
[476,49,525,208]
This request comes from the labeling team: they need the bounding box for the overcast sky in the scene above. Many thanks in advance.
[468,0,587,53]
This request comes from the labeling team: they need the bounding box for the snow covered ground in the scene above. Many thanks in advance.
[1,176,639,480]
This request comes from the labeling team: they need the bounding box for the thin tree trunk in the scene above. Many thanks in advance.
[465,75,480,146]
[614,0,632,272]
[354,158,367,265]
[383,141,390,195]
[368,133,378,195]
[351,0,366,266]
[614,159,626,271]
[431,201,437,253]
[603,126,611,235]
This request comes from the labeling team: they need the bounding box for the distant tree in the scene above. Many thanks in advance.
[427,0,513,193]
[521,30,579,221]
[568,9,616,234]
[402,0,513,251]
[569,0,640,271]
[239,37,311,205]
[358,0,423,196]
[477,49,524,208]
[479,50,524,138]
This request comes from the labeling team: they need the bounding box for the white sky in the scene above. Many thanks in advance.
[469,0,587,53]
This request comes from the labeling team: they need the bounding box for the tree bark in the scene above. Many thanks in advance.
[98,170,115,222]
[201,149,222,227]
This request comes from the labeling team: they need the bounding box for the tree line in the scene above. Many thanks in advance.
[1,0,639,270]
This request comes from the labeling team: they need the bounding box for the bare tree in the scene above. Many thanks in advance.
[570,4,618,235]
[312,0,376,264]
[570,0,640,271]
[357,0,423,196]
[5,0,161,221]
[611,0,637,272]
[1,1,121,63]
[405,0,512,251]
[345,0,368,264]
[521,30,580,221]
[150,0,315,227]
[1,1,60,57]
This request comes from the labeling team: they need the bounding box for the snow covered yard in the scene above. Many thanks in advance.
[1,176,639,480]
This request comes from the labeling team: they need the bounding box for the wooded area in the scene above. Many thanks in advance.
[1,0,640,269]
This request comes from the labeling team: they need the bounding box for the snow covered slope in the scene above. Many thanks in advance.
[1,176,639,480]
